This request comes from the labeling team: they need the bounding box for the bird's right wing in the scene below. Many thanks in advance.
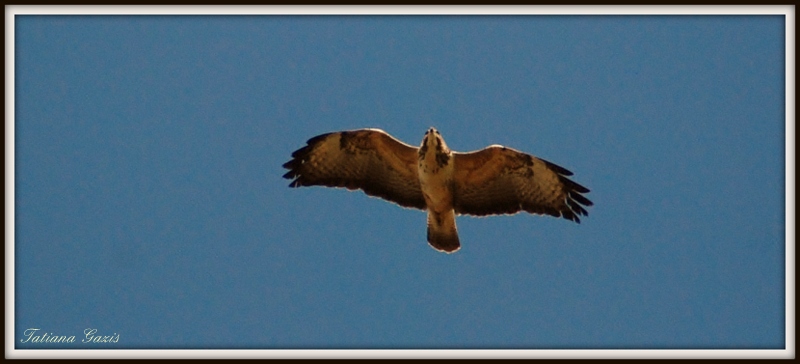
[282,129,427,210]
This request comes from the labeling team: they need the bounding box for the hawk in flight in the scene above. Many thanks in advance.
[282,127,592,253]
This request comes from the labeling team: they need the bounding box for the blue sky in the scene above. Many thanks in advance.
[12,14,788,352]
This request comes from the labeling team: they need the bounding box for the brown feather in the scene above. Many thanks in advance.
[284,128,593,253]
[451,146,593,222]
[282,129,427,210]
[427,210,461,253]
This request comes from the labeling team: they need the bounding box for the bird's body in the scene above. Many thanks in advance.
[417,128,460,251]
[282,127,592,253]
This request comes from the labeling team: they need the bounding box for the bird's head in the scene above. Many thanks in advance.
[419,127,451,163]
[421,127,449,152]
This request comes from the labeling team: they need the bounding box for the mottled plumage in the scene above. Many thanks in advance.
[282,127,593,253]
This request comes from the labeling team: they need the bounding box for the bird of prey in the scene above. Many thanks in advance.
[282,127,592,253]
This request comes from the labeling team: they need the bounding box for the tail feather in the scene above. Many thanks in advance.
[427,210,461,253]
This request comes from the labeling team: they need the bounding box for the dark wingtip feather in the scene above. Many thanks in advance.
[556,173,593,223]
[571,182,591,194]
[540,158,574,176]
[305,132,333,146]
[570,191,593,207]
[538,157,591,222]
[283,132,333,185]
[282,159,299,171]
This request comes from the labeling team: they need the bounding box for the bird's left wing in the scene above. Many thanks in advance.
[282,129,427,210]
[452,146,593,222]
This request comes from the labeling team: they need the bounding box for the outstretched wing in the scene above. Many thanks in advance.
[452,146,593,222]
[282,129,426,210]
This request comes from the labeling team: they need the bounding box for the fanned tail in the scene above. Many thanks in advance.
[427,210,461,253]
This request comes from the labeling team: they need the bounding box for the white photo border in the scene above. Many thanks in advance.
[5,4,795,360]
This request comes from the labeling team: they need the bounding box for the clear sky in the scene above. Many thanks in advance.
[12,13,787,352]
